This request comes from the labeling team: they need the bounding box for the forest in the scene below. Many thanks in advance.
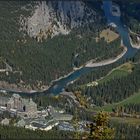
[68,50,140,108]
[0,1,140,139]
[0,125,73,139]
[0,114,140,139]
[116,0,140,33]
[0,1,123,89]
[112,121,140,140]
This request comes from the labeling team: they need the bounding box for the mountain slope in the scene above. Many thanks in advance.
[20,1,99,41]
[0,1,123,92]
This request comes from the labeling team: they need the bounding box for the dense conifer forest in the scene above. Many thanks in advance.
[0,1,122,88]
[0,119,140,139]
[0,1,140,139]
[68,51,140,107]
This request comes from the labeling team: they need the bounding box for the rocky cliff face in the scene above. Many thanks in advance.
[20,1,98,41]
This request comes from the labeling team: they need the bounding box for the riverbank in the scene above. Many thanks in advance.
[0,0,139,96]
[111,3,121,17]
[129,28,140,49]
[49,46,127,88]
[129,36,140,49]
[0,81,49,94]
[131,42,140,49]
[50,65,84,84]
[0,48,125,94]
[85,46,127,67]
[0,46,127,94]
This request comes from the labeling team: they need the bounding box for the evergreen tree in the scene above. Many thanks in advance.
[87,111,115,140]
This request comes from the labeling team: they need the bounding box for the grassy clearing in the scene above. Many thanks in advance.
[97,62,134,84]
[93,62,138,112]
[110,117,140,125]
[100,28,119,43]
[79,62,134,89]
[96,91,140,112]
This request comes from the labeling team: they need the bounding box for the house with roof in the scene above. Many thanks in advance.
[25,119,59,131]
[16,119,26,127]
[0,94,38,118]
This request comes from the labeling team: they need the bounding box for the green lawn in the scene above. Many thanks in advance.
[98,62,134,84]
[110,117,140,125]
[98,70,128,84]
[96,91,140,112]
[80,62,134,89]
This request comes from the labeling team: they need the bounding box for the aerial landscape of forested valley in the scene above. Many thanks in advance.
[0,0,123,92]
[0,0,140,139]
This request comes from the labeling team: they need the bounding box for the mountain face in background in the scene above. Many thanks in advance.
[20,1,99,41]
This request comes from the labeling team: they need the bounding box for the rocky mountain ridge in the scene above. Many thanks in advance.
[20,1,99,42]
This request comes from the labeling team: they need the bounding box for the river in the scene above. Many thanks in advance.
[43,0,138,95]
[1,0,139,97]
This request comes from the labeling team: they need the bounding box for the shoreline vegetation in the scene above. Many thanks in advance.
[0,45,127,94]
[0,1,123,95]
[0,1,138,95]
[129,28,140,49]
[85,45,127,67]
[0,81,49,93]
[130,38,140,49]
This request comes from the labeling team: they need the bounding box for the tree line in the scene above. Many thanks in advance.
[0,1,122,89]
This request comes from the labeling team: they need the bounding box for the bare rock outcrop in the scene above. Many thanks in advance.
[20,1,98,41]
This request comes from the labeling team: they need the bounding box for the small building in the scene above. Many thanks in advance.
[1,94,38,118]
[55,108,65,114]
[16,119,26,127]
[87,81,98,87]
[58,122,74,131]
[24,98,38,118]
[53,114,73,121]
[1,118,10,126]
[37,110,49,117]
[109,22,117,28]
[0,96,9,107]
[0,106,6,114]
[25,120,59,131]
